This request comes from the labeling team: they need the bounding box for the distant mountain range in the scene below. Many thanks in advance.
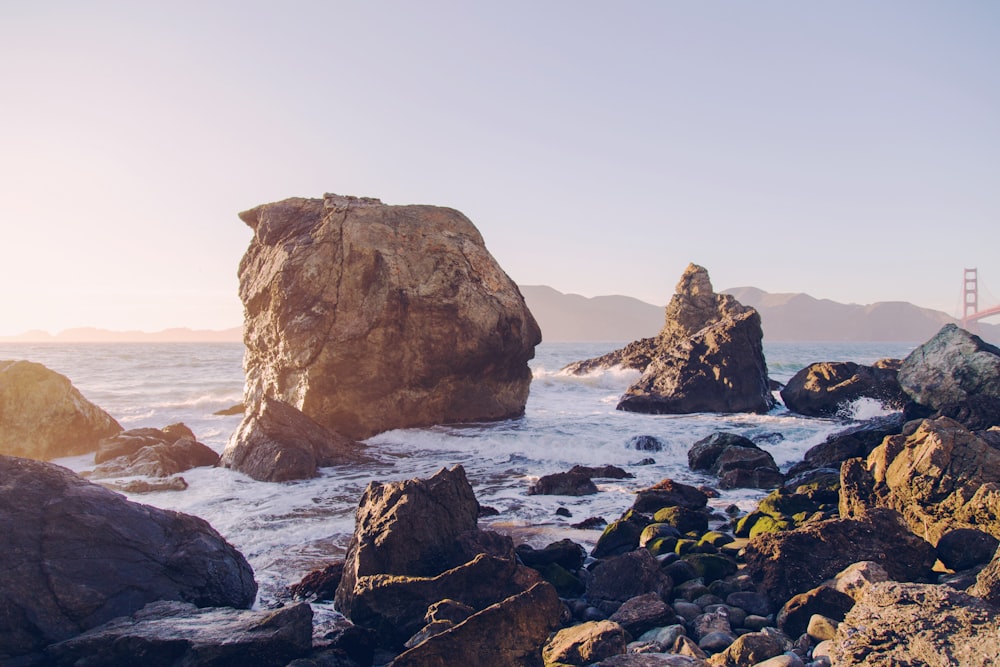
[520,284,1000,344]
[3,287,997,345]
[0,327,243,343]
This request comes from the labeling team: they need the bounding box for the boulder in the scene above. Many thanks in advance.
[542,620,629,666]
[969,546,1000,605]
[528,471,599,496]
[390,582,562,667]
[897,324,1000,410]
[221,396,366,482]
[632,478,709,513]
[0,456,257,661]
[237,193,540,441]
[775,585,854,638]
[586,550,673,615]
[705,631,784,667]
[88,428,219,479]
[334,466,541,649]
[779,360,906,417]
[829,581,1000,666]
[792,414,905,474]
[46,601,312,667]
[742,508,935,608]
[688,432,782,489]
[289,561,345,601]
[844,416,1000,543]
[0,359,122,460]
[562,337,658,375]
[936,529,1000,572]
[592,510,651,558]
[608,592,678,637]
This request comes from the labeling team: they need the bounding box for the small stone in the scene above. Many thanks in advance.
[726,591,772,617]
[805,614,837,642]
[637,624,686,649]
[673,634,709,659]
[755,654,806,667]
[697,630,736,653]
[673,601,702,623]
[742,614,772,631]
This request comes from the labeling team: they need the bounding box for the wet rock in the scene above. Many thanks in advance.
[830,581,1000,666]
[725,591,772,618]
[600,655,706,667]
[290,561,345,601]
[628,435,666,452]
[221,396,366,482]
[516,539,585,572]
[936,528,1000,571]
[633,478,709,513]
[100,476,189,493]
[391,582,562,667]
[742,508,935,608]
[89,429,220,479]
[528,471,599,496]
[608,592,678,637]
[897,324,1000,410]
[0,456,257,661]
[237,193,540,442]
[779,360,906,417]
[586,550,673,615]
[794,414,905,473]
[0,359,122,460]
[46,601,312,667]
[689,432,783,490]
[592,509,651,558]
[846,416,1000,543]
[542,620,628,666]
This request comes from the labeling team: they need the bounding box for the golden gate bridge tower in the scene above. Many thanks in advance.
[961,268,1000,331]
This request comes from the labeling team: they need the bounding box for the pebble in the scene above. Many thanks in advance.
[638,624,686,649]
[672,601,702,623]
[755,653,806,667]
[742,614,772,631]
[806,614,838,642]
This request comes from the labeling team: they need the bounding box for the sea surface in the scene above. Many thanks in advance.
[0,340,916,606]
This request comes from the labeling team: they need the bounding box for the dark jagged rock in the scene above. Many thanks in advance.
[0,456,257,661]
[607,593,677,638]
[290,561,345,601]
[592,510,651,558]
[528,471,598,496]
[779,360,906,417]
[789,414,905,475]
[334,466,543,650]
[542,620,629,666]
[936,529,1000,572]
[742,508,935,608]
[564,264,773,415]
[969,546,1000,605]
[689,432,783,489]
[632,478,709,514]
[569,464,634,479]
[515,539,585,572]
[46,601,312,667]
[776,585,855,638]
[0,359,122,460]
[390,583,562,667]
[898,324,1000,410]
[830,582,1000,665]
[627,435,666,452]
[237,193,541,442]
[221,396,367,482]
[586,550,673,615]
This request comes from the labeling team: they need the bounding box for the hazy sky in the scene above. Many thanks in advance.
[2,2,998,335]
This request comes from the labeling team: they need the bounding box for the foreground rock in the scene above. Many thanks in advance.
[237,193,541,441]
[742,508,935,607]
[0,359,122,460]
[0,456,257,661]
[221,396,366,482]
[334,466,556,652]
[47,601,312,667]
[840,416,1000,544]
[830,582,1000,666]
[898,324,1000,411]
[565,264,772,415]
[779,360,906,417]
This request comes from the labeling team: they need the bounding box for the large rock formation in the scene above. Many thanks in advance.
[565,264,773,415]
[898,324,1000,410]
[0,456,257,661]
[236,193,541,441]
[0,359,122,460]
[839,416,1000,544]
[334,466,554,651]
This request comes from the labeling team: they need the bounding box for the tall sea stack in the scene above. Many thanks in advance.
[232,193,541,442]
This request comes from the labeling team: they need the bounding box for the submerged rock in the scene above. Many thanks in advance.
[779,359,906,417]
[237,193,540,441]
[0,456,257,661]
[565,264,772,415]
[89,426,219,479]
[0,359,122,460]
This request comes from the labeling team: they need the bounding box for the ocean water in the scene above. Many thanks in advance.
[0,340,916,606]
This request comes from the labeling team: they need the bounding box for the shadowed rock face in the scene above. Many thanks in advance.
[0,360,122,460]
[0,456,257,661]
[236,193,541,441]
[898,324,1000,410]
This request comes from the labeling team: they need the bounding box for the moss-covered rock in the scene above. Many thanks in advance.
[653,505,709,534]
[683,553,738,583]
